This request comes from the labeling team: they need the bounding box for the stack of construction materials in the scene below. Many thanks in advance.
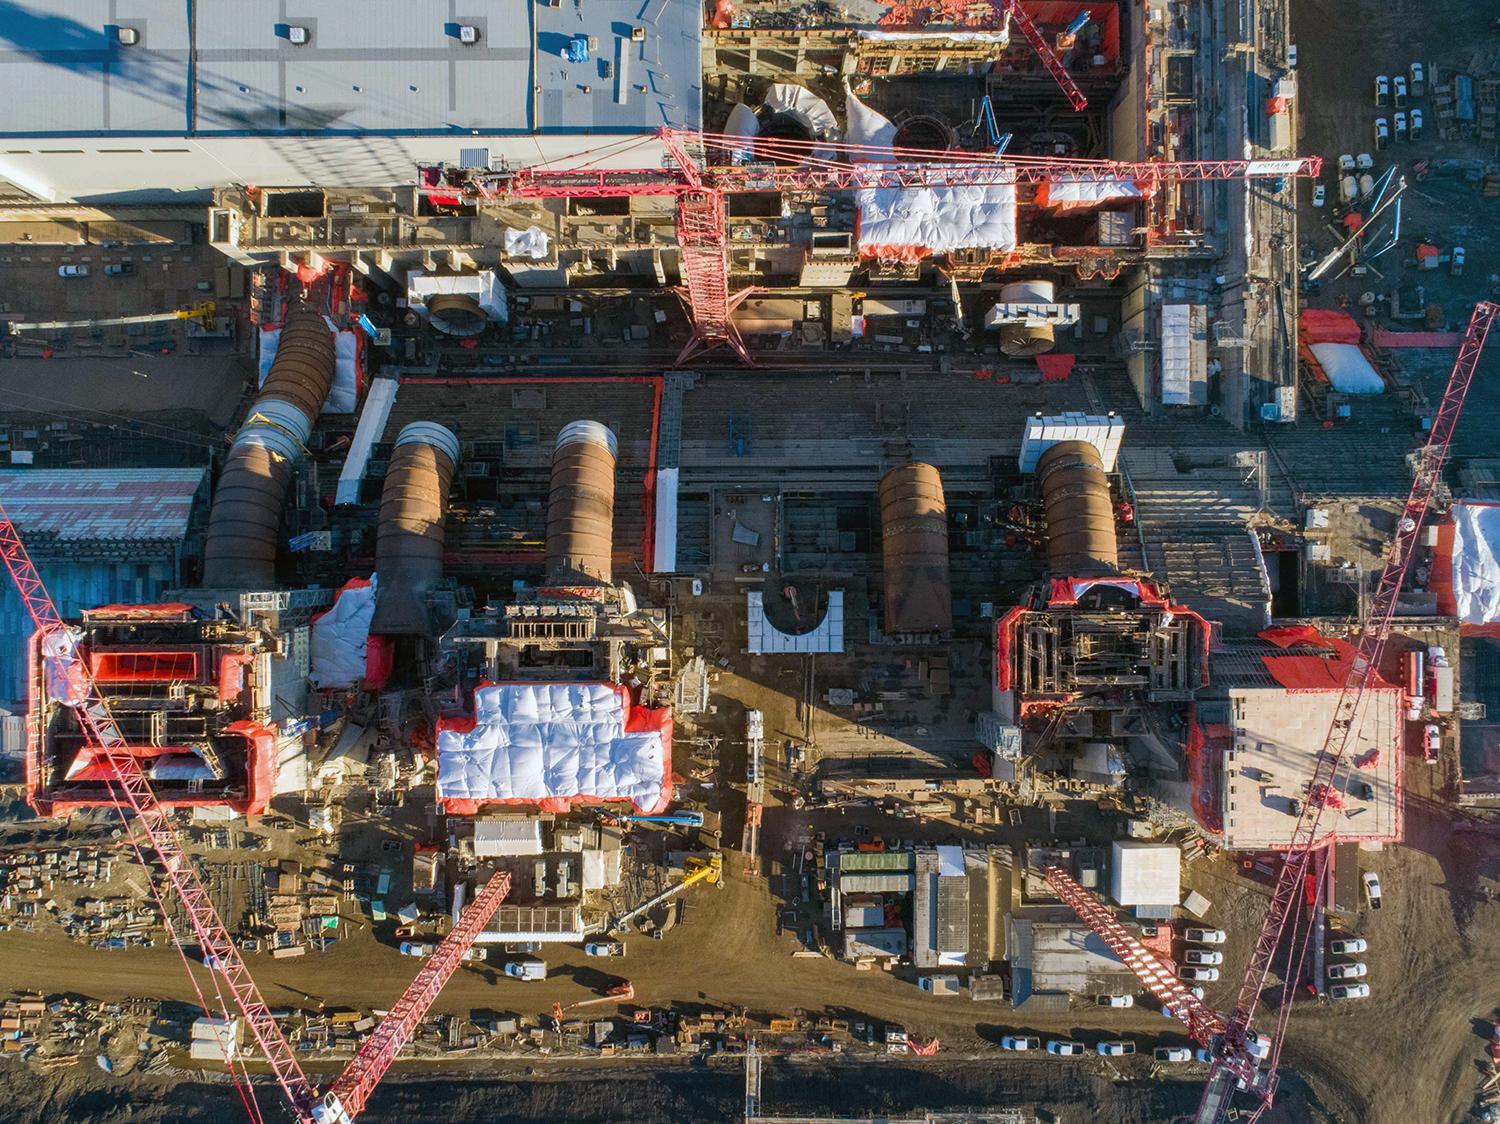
[189,1016,241,1063]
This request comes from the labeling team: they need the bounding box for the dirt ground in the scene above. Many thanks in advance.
[5,520,1496,1124]
[0,799,1332,1124]
[1294,0,1500,333]
[1284,3,1500,1120]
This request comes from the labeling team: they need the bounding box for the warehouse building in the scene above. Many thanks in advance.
[0,0,701,201]
[0,468,207,717]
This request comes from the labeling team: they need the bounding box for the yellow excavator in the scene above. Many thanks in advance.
[605,853,722,936]
[5,302,218,336]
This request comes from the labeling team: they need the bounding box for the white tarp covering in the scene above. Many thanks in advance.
[845,93,897,159]
[1450,502,1500,624]
[581,849,607,891]
[335,377,398,505]
[857,28,1009,44]
[310,578,375,689]
[437,683,670,813]
[275,734,308,795]
[259,319,358,413]
[723,103,760,162]
[504,226,550,260]
[725,102,759,140]
[1038,175,1143,210]
[1309,342,1384,394]
[41,629,87,706]
[406,270,508,324]
[762,83,840,142]
[856,182,1017,258]
[1109,841,1181,907]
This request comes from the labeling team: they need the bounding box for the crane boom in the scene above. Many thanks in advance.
[999,0,1089,110]
[1044,866,1225,1043]
[551,982,635,1026]
[1032,303,1498,1122]
[439,127,1317,363]
[608,853,722,933]
[1199,300,1500,1123]
[2,512,515,1124]
[0,508,320,1118]
[5,303,218,335]
[317,871,513,1123]
[478,129,1320,199]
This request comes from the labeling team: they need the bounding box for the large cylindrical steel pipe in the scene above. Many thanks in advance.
[371,422,460,636]
[202,306,335,589]
[1036,440,1119,577]
[879,463,953,637]
[997,279,1058,357]
[545,420,618,586]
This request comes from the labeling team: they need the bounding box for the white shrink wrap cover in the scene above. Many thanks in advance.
[437,683,671,814]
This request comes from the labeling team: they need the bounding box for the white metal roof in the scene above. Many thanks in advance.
[747,590,845,654]
[474,817,545,857]
[1018,413,1125,473]
[1,0,699,138]
[0,468,204,542]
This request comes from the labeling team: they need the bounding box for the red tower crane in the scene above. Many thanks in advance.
[1197,298,1498,1124]
[0,513,320,1117]
[1039,302,1498,1122]
[0,513,514,1123]
[1044,866,1227,1045]
[316,871,513,1123]
[448,128,1318,364]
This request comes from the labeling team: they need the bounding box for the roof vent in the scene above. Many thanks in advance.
[457,24,480,44]
[286,25,310,45]
[116,27,139,46]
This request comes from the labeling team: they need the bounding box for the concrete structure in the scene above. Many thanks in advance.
[1005,918,1137,1009]
[29,593,329,816]
[1210,639,1402,850]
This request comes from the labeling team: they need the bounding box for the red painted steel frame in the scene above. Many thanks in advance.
[3,513,521,1124]
[452,128,1318,364]
[493,137,1321,199]
[1045,865,1226,1042]
[1002,0,1089,110]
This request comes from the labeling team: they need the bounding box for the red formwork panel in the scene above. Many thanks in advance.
[88,650,199,683]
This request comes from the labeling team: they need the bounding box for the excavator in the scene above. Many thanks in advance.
[594,809,706,829]
[604,853,723,936]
